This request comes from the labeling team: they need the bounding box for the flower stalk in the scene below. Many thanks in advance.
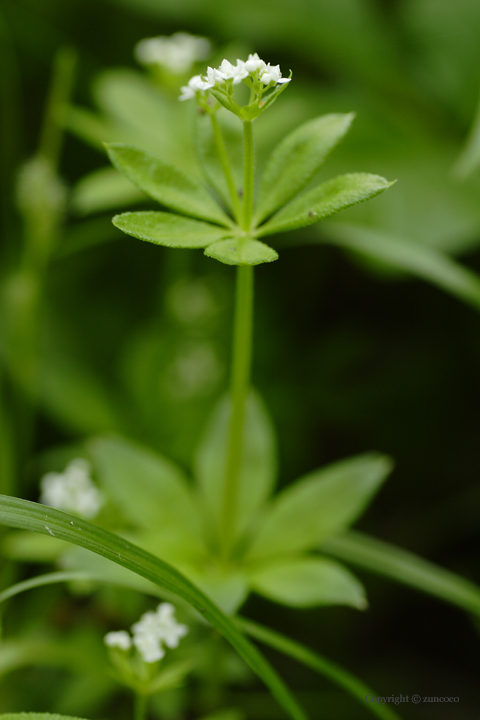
[209,112,242,223]
[220,263,254,559]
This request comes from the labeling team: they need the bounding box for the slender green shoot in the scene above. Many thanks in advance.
[220,264,254,558]
[210,112,242,223]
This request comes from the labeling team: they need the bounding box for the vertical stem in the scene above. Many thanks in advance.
[39,47,77,167]
[242,120,254,231]
[134,693,148,720]
[210,112,242,223]
[220,264,254,558]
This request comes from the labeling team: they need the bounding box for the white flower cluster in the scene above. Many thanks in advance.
[179,52,290,101]
[104,603,188,664]
[135,33,211,74]
[40,459,103,519]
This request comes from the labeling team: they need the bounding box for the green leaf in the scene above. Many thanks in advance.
[246,453,392,562]
[0,495,307,720]
[257,174,393,237]
[112,211,231,249]
[239,619,403,720]
[89,436,204,553]
[194,392,277,547]
[324,530,480,617]
[321,223,480,312]
[2,531,67,561]
[454,92,480,178]
[204,238,278,266]
[106,144,232,227]
[255,113,355,224]
[249,556,366,609]
[195,112,243,211]
[71,167,146,215]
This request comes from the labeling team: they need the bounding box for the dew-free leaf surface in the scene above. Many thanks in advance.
[106,144,232,226]
[112,211,231,248]
[246,453,392,561]
[255,113,355,224]
[258,174,393,236]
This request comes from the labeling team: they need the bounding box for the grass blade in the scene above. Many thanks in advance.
[238,618,402,720]
[0,495,307,720]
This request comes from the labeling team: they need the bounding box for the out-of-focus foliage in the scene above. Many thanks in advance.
[2,0,480,717]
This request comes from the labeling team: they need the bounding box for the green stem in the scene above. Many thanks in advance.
[134,692,148,720]
[39,47,77,167]
[210,112,242,223]
[220,264,254,558]
[242,120,254,231]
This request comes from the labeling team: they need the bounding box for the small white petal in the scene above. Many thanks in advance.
[245,53,266,74]
[104,631,132,650]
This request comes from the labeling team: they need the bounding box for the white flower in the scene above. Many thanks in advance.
[104,630,132,651]
[245,52,267,74]
[40,459,103,519]
[131,603,188,664]
[205,65,227,85]
[260,63,291,85]
[135,32,211,74]
[179,73,214,101]
[218,59,248,85]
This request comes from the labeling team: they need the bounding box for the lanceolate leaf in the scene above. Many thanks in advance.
[257,174,393,237]
[112,211,231,249]
[238,619,402,720]
[0,496,307,720]
[194,392,277,547]
[106,144,232,227]
[205,238,278,266]
[255,113,355,224]
[323,530,480,617]
[246,453,392,562]
[248,556,367,609]
[89,436,204,549]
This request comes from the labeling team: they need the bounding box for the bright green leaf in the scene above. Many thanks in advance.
[106,144,232,227]
[324,530,480,617]
[321,222,480,312]
[255,113,355,224]
[249,556,367,609]
[0,496,307,720]
[239,619,403,720]
[194,392,277,547]
[71,167,146,215]
[204,238,278,266]
[257,174,393,237]
[112,211,231,249]
[89,436,204,553]
[246,453,392,562]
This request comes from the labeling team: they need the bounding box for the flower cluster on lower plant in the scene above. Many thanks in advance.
[105,602,188,663]
[40,458,104,519]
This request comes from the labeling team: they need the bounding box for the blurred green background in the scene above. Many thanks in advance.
[1,0,480,717]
